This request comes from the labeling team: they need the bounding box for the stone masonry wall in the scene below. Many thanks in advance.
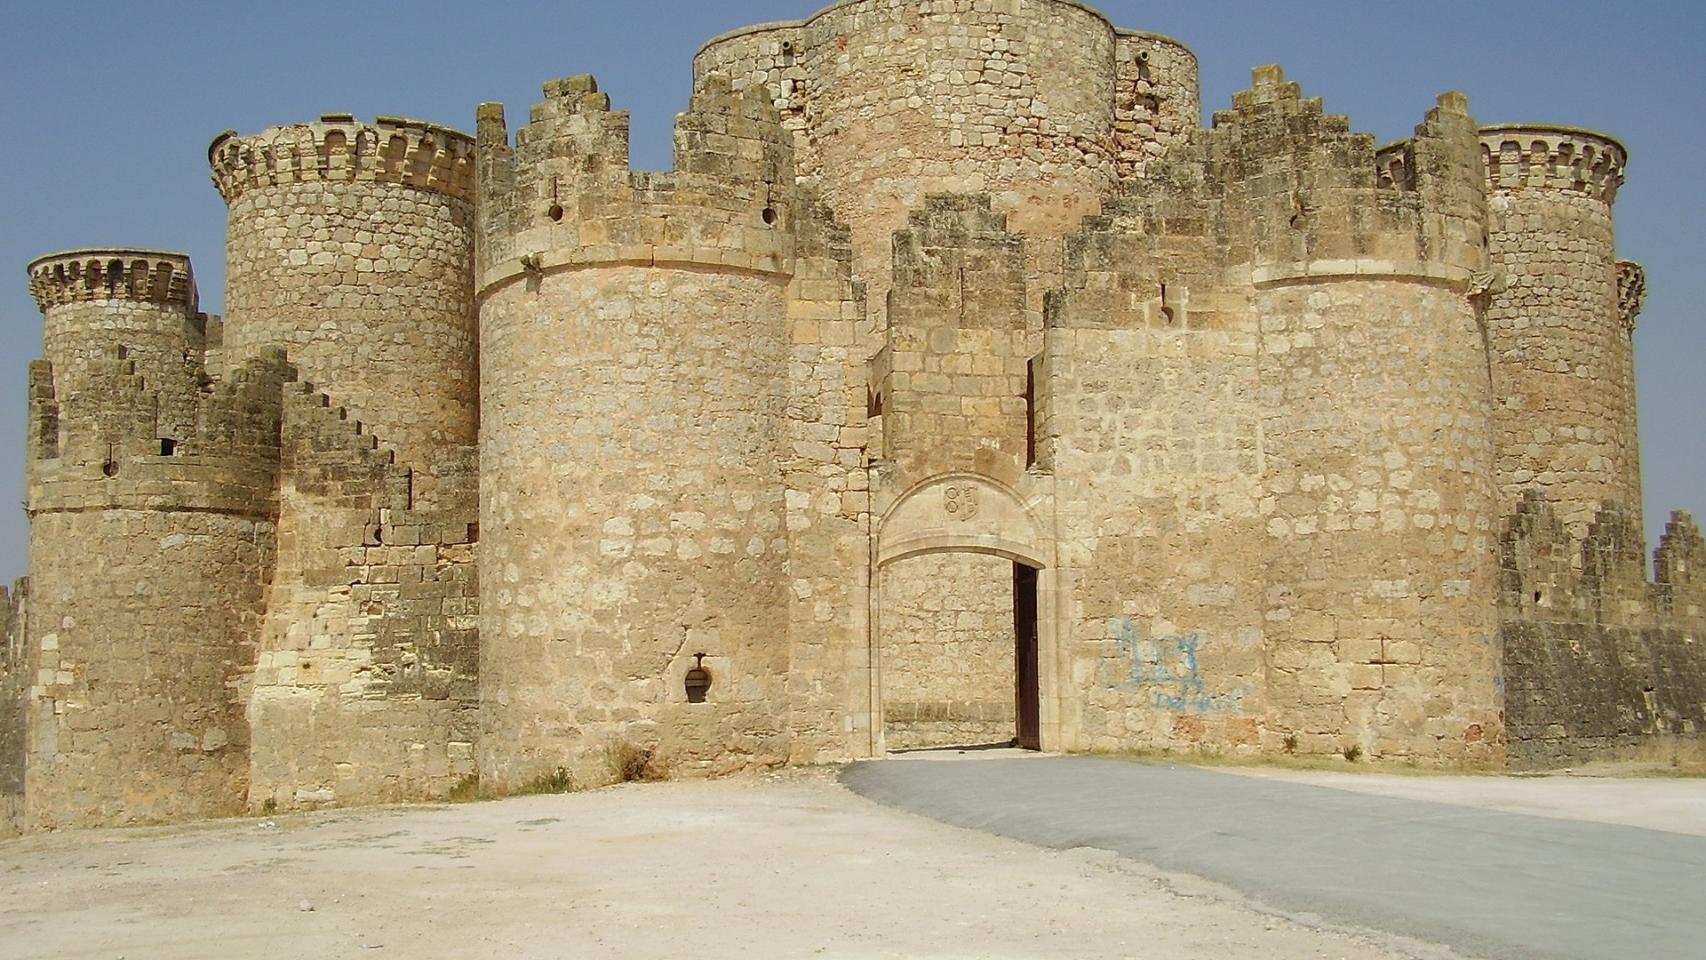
[1044,318,1270,755]
[248,380,478,812]
[211,117,478,512]
[475,76,817,787]
[26,511,273,828]
[1500,496,1706,767]
[881,552,1017,748]
[695,0,1163,324]
[479,265,792,788]
[20,279,289,828]
[777,206,873,764]
[1,580,26,837]
[28,251,205,385]
[1111,31,1198,180]
[1481,127,1636,539]
[1256,280,1502,765]
[875,195,1033,487]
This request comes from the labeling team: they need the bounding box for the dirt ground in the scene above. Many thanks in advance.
[0,767,1477,960]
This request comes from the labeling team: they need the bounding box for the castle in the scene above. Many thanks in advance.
[4,0,1703,834]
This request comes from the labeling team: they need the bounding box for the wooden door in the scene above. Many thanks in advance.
[1013,562,1041,750]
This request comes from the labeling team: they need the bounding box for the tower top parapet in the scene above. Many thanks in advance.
[27,249,196,313]
[1479,124,1627,203]
[208,114,476,206]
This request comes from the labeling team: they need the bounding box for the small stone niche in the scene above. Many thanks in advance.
[684,653,712,704]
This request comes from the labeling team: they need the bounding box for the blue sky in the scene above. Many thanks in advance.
[1,1,1701,581]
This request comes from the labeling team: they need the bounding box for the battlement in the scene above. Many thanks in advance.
[1198,69,1487,279]
[209,115,476,206]
[1479,125,1627,204]
[1617,260,1647,334]
[27,249,196,312]
[477,74,808,293]
[1655,512,1705,620]
[26,348,291,518]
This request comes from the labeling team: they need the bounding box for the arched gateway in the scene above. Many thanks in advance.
[869,474,1057,754]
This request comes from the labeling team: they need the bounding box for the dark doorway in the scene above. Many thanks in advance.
[1013,562,1041,750]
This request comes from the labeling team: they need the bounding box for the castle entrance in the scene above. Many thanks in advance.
[876,551,1041,751]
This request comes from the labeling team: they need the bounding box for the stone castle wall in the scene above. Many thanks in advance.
[1499,497,1706,767]
[881,552,1017,749]
[245,379,479,813]
[10,2,1696,832]
[1,580,25,837]
[19,315,289,827]
[694,0,1199,322]
[1481,127,1638,539]
[474,77,806,789]
[27,251,207,385]
[211,116,478,512]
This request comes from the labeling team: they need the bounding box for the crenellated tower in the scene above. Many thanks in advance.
[209,115,479,511]
[21,252,290,827]
[693,0,1202,323]
[1042,70,1505,764]
[475,75,830,787]
[1479,125,1639,539]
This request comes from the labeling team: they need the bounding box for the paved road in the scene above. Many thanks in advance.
[841,756,1706,960]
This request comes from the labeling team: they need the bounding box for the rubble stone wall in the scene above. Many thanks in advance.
[247,380,478,813]
[881,552,1017,749]
[1501,498,1706,767]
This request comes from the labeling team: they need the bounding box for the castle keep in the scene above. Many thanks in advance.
[5,0,1703,833]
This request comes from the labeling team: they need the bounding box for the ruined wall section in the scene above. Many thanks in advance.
[19,280,290,828]
[695,0,1172,323]
[246,379,478,813]
[0,580,26,837]
[1501,495,1706,767]
[477,76,819,788]
[210,116,477,513]
[1480,127,1636,539]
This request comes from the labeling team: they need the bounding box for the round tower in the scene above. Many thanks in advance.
[22,254,287,828]
[474,78,795,788]
[693,0,1200,312]
[26,249,203,383]
[1479,125,1637,537]
[209,115,478,509]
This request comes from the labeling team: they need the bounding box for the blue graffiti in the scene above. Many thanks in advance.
[1105,617,1244,713]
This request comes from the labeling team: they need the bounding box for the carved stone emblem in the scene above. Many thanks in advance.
[944,484,980,520]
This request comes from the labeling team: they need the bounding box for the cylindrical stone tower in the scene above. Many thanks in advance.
[21,253,285,828]
[693,0,1200,313]
[474,78,796,787]
[27,250,202,381]
[209,115,478,509]
[1479,125,1638,537]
